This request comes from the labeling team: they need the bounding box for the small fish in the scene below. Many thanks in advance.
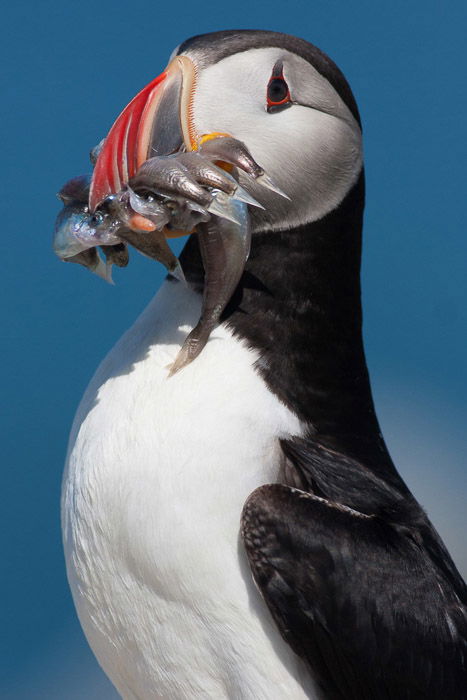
[199,136,290,198]
[100,190,185,281]
[53,178,184,280]
[169,196,251,375]
[53,202,120,282]
[54,136,284,369]
[53,174,121,280]
[53,202,120,257]
[118,228,185,282]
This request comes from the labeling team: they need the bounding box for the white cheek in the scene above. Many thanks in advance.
[192,72,266,141]
[230,105,362,229]
[190,47,362,230]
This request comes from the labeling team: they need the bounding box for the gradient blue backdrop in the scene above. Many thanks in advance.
[2,1,466,697]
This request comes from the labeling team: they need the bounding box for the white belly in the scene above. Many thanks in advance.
[62,279,316,699]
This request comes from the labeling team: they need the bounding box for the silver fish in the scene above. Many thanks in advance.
[53,203,120,258]
[53,174,121,281]
[53,179,182,281]
[169,197,251,375]
[54,137,281,368]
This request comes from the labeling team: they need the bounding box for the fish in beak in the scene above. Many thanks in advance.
[54,54,287,371]
[88,54,283,218]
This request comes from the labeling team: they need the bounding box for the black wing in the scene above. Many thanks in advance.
[241,438,467,700]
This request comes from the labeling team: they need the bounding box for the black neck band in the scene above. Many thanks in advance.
[179,172,401,484]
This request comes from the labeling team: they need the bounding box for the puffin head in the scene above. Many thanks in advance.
[90,30,363,235]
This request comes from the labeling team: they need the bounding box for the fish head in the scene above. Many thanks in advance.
[53,199,120,261]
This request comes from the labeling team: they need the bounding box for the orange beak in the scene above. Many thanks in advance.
[89,56,198,212]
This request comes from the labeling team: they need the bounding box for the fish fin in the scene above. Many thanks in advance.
[255,173,290,200]
[167,327,209,377]
[207,191,242,224]
[92,254,114,284]
[232,183,265,208]
[169,260,186,284]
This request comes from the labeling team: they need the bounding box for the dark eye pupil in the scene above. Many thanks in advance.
[268,78,288,103]
[90,212,104,226]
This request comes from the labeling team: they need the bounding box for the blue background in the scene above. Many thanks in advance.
[2,1,466,696]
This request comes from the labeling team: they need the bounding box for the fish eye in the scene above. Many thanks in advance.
[89,211,105,227]
[267,62,291,113]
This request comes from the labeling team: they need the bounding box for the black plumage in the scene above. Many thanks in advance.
[242,476,467,699]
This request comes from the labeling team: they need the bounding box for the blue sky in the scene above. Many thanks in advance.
[2,1,466,696]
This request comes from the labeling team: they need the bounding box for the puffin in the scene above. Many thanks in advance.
[61,30,467,699]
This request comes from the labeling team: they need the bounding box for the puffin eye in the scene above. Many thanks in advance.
[267,62,291,113]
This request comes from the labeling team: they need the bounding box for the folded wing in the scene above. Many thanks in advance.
[241,439,467,700]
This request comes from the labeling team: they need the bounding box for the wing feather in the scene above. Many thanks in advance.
[241,440,467,699]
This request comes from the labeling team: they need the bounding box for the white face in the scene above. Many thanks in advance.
[184,46,363,232]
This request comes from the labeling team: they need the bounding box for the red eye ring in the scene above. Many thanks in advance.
[266,62,291,111]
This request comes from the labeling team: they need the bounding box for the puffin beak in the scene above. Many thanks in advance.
[89,56,197,212]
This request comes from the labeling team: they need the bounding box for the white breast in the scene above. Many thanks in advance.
[62,279,317,699]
